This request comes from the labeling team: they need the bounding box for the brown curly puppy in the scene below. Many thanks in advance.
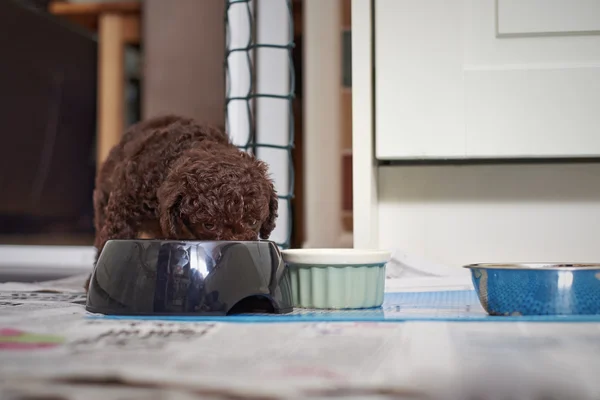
[86,115,278,290]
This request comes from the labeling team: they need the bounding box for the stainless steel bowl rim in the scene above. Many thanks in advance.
[464,262,600,271]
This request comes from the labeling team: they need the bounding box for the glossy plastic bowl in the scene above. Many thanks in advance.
[464,263,600,316]
[281,248,391,309]
[86,240,294,316]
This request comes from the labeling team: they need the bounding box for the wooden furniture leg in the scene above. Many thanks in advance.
[97,13,125,168]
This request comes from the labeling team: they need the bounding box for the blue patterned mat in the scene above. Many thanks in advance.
[91,290,600,323]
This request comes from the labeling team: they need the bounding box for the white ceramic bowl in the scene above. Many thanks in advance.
[281,248,391,309]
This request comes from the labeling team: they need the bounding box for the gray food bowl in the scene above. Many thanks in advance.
[86,240,294,316]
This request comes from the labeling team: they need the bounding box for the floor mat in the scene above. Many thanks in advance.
[90,290,600,323]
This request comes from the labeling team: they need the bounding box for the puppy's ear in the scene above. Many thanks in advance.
[260,186,279,239]
[157,181,185,238]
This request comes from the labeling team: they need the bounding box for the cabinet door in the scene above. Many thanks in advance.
[374,0,600,160]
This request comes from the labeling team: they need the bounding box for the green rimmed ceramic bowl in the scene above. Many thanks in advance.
[281,248,391,309]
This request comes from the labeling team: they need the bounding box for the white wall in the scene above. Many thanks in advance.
[377,163,600,267]
[144,0,224,126]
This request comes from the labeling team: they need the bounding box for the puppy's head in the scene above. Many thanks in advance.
[157,143,278,242]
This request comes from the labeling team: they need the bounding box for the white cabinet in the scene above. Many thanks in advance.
[374,0,600,160]
[352,0,600,264]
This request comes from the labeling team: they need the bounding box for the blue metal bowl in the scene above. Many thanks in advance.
[464,263,600,316]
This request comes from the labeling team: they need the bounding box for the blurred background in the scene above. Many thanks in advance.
[0,0,353,268]
[4,0,600,284]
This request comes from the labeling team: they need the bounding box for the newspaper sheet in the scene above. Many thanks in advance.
[0,277,599,399]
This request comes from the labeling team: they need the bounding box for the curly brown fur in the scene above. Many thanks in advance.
[85,115,278,291]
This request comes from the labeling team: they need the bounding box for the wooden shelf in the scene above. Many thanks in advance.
[49,0,143,168]
[49,1,141,45]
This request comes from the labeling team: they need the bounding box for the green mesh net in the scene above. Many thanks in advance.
[224,0,295,249]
